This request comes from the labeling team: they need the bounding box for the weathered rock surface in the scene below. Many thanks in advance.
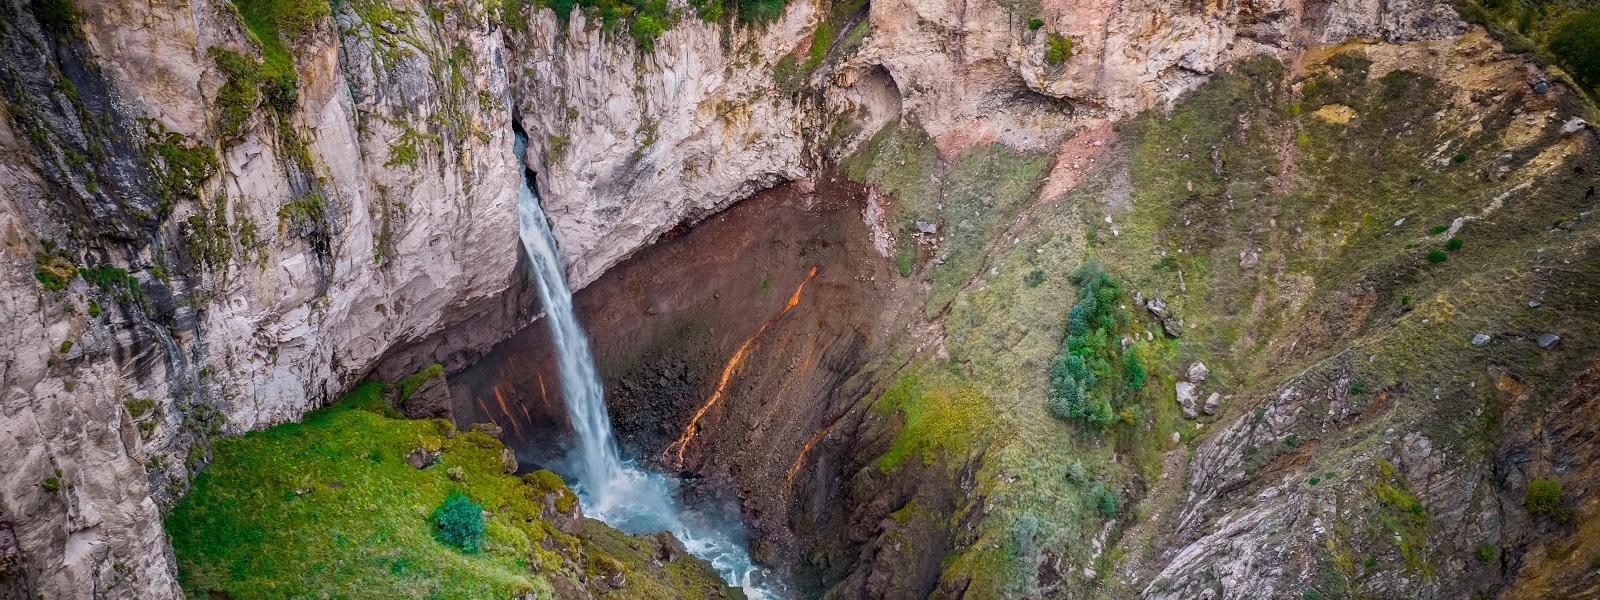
[0,0,1536,596]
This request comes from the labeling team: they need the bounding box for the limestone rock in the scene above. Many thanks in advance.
[1176,382,1200,419]
[1538,333,1561,349]
[1203,393,1221,416]
[1188,362,1210,383]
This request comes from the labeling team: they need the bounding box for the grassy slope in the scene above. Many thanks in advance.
[166,381,733,599]
[840,30,1600,600]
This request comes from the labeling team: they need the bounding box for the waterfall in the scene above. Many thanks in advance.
[511,133,782,598]
[514,134,625,502]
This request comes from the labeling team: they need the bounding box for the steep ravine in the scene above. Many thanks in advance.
[2,0,1598,598]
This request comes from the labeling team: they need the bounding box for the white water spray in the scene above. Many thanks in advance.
[512,133,781,598]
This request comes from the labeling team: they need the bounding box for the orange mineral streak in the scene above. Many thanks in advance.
[493,387,524,437]
[536,373,553,413]
[785,426,830,489]
[475,398,499,426]
[664,268,819,467]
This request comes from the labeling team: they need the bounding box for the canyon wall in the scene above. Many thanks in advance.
[0,0,1569,597]
[0,0,519,596]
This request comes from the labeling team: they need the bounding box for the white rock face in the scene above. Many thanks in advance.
[1,1,518,597]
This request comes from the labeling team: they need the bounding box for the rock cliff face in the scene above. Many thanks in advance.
[0,0,517,596]
[0,0,1588,597]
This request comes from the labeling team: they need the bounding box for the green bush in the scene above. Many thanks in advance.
[1045,34,1072,65]
[1549,8,1600,91]
[1526,477,1573,522]
[430,492,485,553]
[1123,351,1146,390]
[1096,486,1118,517]
[1430,224,1447,234]
[1027,18,1044,31]
[1476,542,1496,564]
[734,0,787,23]
[1446,236,1463,251]
[1426,250,1448,264]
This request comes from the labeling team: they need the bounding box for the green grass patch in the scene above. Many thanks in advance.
[166,378,734,599]
[871,369,993,473]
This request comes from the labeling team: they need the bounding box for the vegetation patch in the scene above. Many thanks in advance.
[167,379,733,599]
[1046,33,1072,65]
[1046,262,1143,430]
[33,252,77,291]
[1526,477,1573,522]
[872,369,993,473]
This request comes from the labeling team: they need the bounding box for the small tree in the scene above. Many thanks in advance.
[1124,352,1147,390]
[431,492,486,553]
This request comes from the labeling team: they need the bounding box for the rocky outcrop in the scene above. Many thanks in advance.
[1,0,518,597]
[0,0,1521,596]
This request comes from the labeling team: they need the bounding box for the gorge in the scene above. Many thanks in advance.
[2,0,1599,598]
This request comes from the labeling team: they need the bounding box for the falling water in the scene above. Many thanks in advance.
[514,133,625,500]
[512,133,782,598]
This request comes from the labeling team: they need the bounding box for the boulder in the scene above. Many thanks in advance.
[397,370,454,421]
[1560,117,1587,135]
[1471,334,1490,346]
[499,447,518,474]
[1538,333,1561,350]
[406,448,440,469]
[1203,393,1221,415]
[1176,382,1200,419]
[1187,362,1210,383]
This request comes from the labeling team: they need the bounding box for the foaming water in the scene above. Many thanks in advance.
[512,133,782,598]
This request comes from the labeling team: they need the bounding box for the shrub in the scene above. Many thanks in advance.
[1096,486,1119,517]
[735,0,787,23]
[1124,351,1146,390]
[1452,151,1468,163]
[1045,34,1072,65]
[1430,225,1447,234]
[1023,269,1045,288]
[430,492,485,553]
[1308,476,1320,486]
[1526,477,1573,522]
[34,253,77,291]
[1027,18,1044,30]
[1476,542,1496,564]
[1426,250,1448,264]
[1446,236,1463,251]
[1549,8,1600,91]
[42,477,61,493]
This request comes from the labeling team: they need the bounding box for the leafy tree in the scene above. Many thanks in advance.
[431,492,486,553]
